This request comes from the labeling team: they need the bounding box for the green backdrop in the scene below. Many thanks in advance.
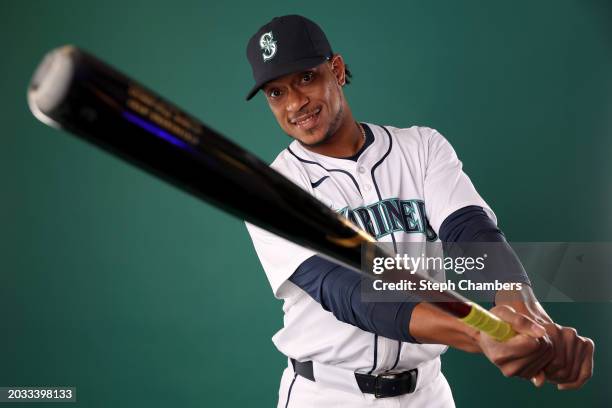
[1,0,610,406]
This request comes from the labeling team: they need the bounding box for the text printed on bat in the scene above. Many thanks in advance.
[127,85,202,145]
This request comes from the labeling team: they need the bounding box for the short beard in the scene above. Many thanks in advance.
[298,102,344,148]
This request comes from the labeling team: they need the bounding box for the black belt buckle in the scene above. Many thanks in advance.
[373,369,418,398]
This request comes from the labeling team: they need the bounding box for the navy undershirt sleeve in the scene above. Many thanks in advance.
[289,255,417,343]
[439,205,531,286]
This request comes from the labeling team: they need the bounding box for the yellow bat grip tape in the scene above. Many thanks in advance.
[460,303,516,342]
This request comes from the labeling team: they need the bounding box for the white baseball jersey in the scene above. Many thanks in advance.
[245,123,495,390]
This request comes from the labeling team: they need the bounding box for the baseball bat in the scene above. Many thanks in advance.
[27,45,514,341]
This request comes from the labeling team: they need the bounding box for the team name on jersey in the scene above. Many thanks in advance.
[337,198,438,241]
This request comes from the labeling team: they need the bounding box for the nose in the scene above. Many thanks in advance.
[285,88,309,113]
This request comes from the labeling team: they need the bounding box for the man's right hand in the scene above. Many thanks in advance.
[477,305,554,383]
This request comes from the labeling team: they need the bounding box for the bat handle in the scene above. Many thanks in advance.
[460,303,516,342]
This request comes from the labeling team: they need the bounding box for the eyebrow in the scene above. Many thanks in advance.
[264,68,321,91]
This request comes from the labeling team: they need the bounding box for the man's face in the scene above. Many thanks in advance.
[262,56,346,147]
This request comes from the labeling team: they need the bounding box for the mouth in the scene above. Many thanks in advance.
[290,107,321,130]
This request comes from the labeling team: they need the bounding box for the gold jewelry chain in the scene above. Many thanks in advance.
[357,122,366,141]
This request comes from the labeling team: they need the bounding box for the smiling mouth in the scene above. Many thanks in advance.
[291,107,322,129]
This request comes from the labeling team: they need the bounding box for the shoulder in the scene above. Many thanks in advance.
[377,124,442,143]
[373,123,451,155]
[269,144,304,175]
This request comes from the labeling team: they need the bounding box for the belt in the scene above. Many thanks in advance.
[291,359,418,398]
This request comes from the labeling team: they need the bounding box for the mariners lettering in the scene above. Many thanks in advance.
[338,198,438,241]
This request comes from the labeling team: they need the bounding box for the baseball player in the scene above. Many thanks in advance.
[243,15,594,407]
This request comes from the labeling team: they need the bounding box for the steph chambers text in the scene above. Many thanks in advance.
[372,279,523,292]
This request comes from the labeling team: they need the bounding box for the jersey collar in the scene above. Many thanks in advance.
[289,123,390,171]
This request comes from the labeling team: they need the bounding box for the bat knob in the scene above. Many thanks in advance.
[27,45,77,128]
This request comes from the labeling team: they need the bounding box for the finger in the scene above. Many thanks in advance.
[492,306,546,338]
[517,337,555,379]
[561,331,583,384]
[544,326,573,382]
[543,325,568,380]
[495,336,553,379]
[531,371,546,388]
[491,334,545,366]
[557,338,595,390]
[504,337,554,379]
[500,354,548,379]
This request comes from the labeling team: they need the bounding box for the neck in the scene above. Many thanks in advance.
[302,106,364,158]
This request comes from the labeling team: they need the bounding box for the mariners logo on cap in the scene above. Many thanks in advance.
[259,31,277,62]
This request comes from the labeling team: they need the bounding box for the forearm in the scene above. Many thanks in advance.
[495,285,553,324]
[440,206,531,290]
[409,286,552,354]
[292,255,490,349]
[409,302,482,353]
[290,255,418,342]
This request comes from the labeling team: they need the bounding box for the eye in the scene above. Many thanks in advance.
[268,88,282,99]
[301,71,314,83]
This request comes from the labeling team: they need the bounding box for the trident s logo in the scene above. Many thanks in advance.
[260,31,277,62]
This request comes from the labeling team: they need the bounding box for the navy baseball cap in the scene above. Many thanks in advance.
[245,15,333,101]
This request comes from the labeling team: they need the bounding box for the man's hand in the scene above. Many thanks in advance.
[411,302,554,384]
[496,286,595,390]
[410,295,593,389]
[538,322,595,389]
[477,305,554,381]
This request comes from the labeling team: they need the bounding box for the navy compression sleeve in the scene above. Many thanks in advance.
[289,255,417,343]
[439,205,531,286]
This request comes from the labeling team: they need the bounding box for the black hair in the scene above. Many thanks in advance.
[345,65,352,85]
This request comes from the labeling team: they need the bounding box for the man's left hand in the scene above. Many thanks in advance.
[495,286,595,390]
[538,321,594,389]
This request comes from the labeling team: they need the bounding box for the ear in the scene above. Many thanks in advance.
[329,54,346,86]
